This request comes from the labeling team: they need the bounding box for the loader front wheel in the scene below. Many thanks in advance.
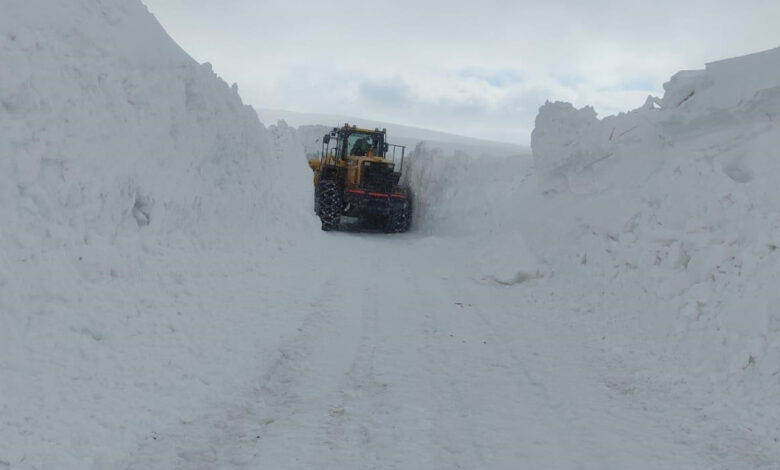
[386,199,411,233]
[317,180,342,231]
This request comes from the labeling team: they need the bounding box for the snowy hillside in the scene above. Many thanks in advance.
[530,46,780,446]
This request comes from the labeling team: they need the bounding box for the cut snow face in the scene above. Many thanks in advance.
[530,45,780,440]
[399,143,544,285]
[0,0,313,253]
[0,0,315,466]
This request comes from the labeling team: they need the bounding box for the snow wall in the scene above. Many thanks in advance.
[0,0,315,307]
[530,46,780,431]
[401,144,545,286]
[0,1,315,465]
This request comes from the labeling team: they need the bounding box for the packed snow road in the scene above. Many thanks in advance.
[118,232,747,470]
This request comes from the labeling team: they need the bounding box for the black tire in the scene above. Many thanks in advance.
[361,214,388,231]
[317,179,342,231]
[386,198,411,233]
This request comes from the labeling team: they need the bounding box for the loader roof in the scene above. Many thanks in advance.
[335,123,387,135]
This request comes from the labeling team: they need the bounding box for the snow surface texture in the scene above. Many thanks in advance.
[531,46,780,448]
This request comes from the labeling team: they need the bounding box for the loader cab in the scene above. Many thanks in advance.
[322,125,387,160]
[320,123,407,172]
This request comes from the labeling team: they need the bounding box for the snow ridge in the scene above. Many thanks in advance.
[530,46,780,442]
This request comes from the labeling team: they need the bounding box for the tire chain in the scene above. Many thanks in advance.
[318,180,341,231]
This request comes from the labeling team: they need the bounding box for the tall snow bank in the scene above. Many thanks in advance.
[661,46,780,111]
[297,124,332,159]
[0,1,314,466]
[403,143,543,284]
[0,0,312,253]
[530,46,780,435]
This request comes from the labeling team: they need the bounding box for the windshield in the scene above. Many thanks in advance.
[347,132,378,157]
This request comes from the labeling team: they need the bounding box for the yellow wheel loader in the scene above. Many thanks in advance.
[308,124,411,232]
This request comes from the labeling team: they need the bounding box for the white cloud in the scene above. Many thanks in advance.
[142,0,780,144]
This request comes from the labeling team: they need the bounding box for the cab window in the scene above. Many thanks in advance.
[347,133,375,157]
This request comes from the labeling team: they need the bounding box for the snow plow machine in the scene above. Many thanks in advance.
[308,124,412,232]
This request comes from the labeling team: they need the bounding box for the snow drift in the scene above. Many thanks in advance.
[530,46,780,437]
[0,0,314,311]
[0,0,313,466]
[0,0,311,249]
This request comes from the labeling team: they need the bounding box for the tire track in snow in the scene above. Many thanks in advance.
[121,265,355,469]
[448,292,612,469]
[411,275,597,469]
[119,232,759,469]
[318,284,388,467]
[450,275,715,469]
[313,240,436,469]
[411,281,493,469]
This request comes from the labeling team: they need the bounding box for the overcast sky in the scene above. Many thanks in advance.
[143,0,780,144]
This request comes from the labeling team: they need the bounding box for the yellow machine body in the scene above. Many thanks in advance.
[308,123,410,232]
